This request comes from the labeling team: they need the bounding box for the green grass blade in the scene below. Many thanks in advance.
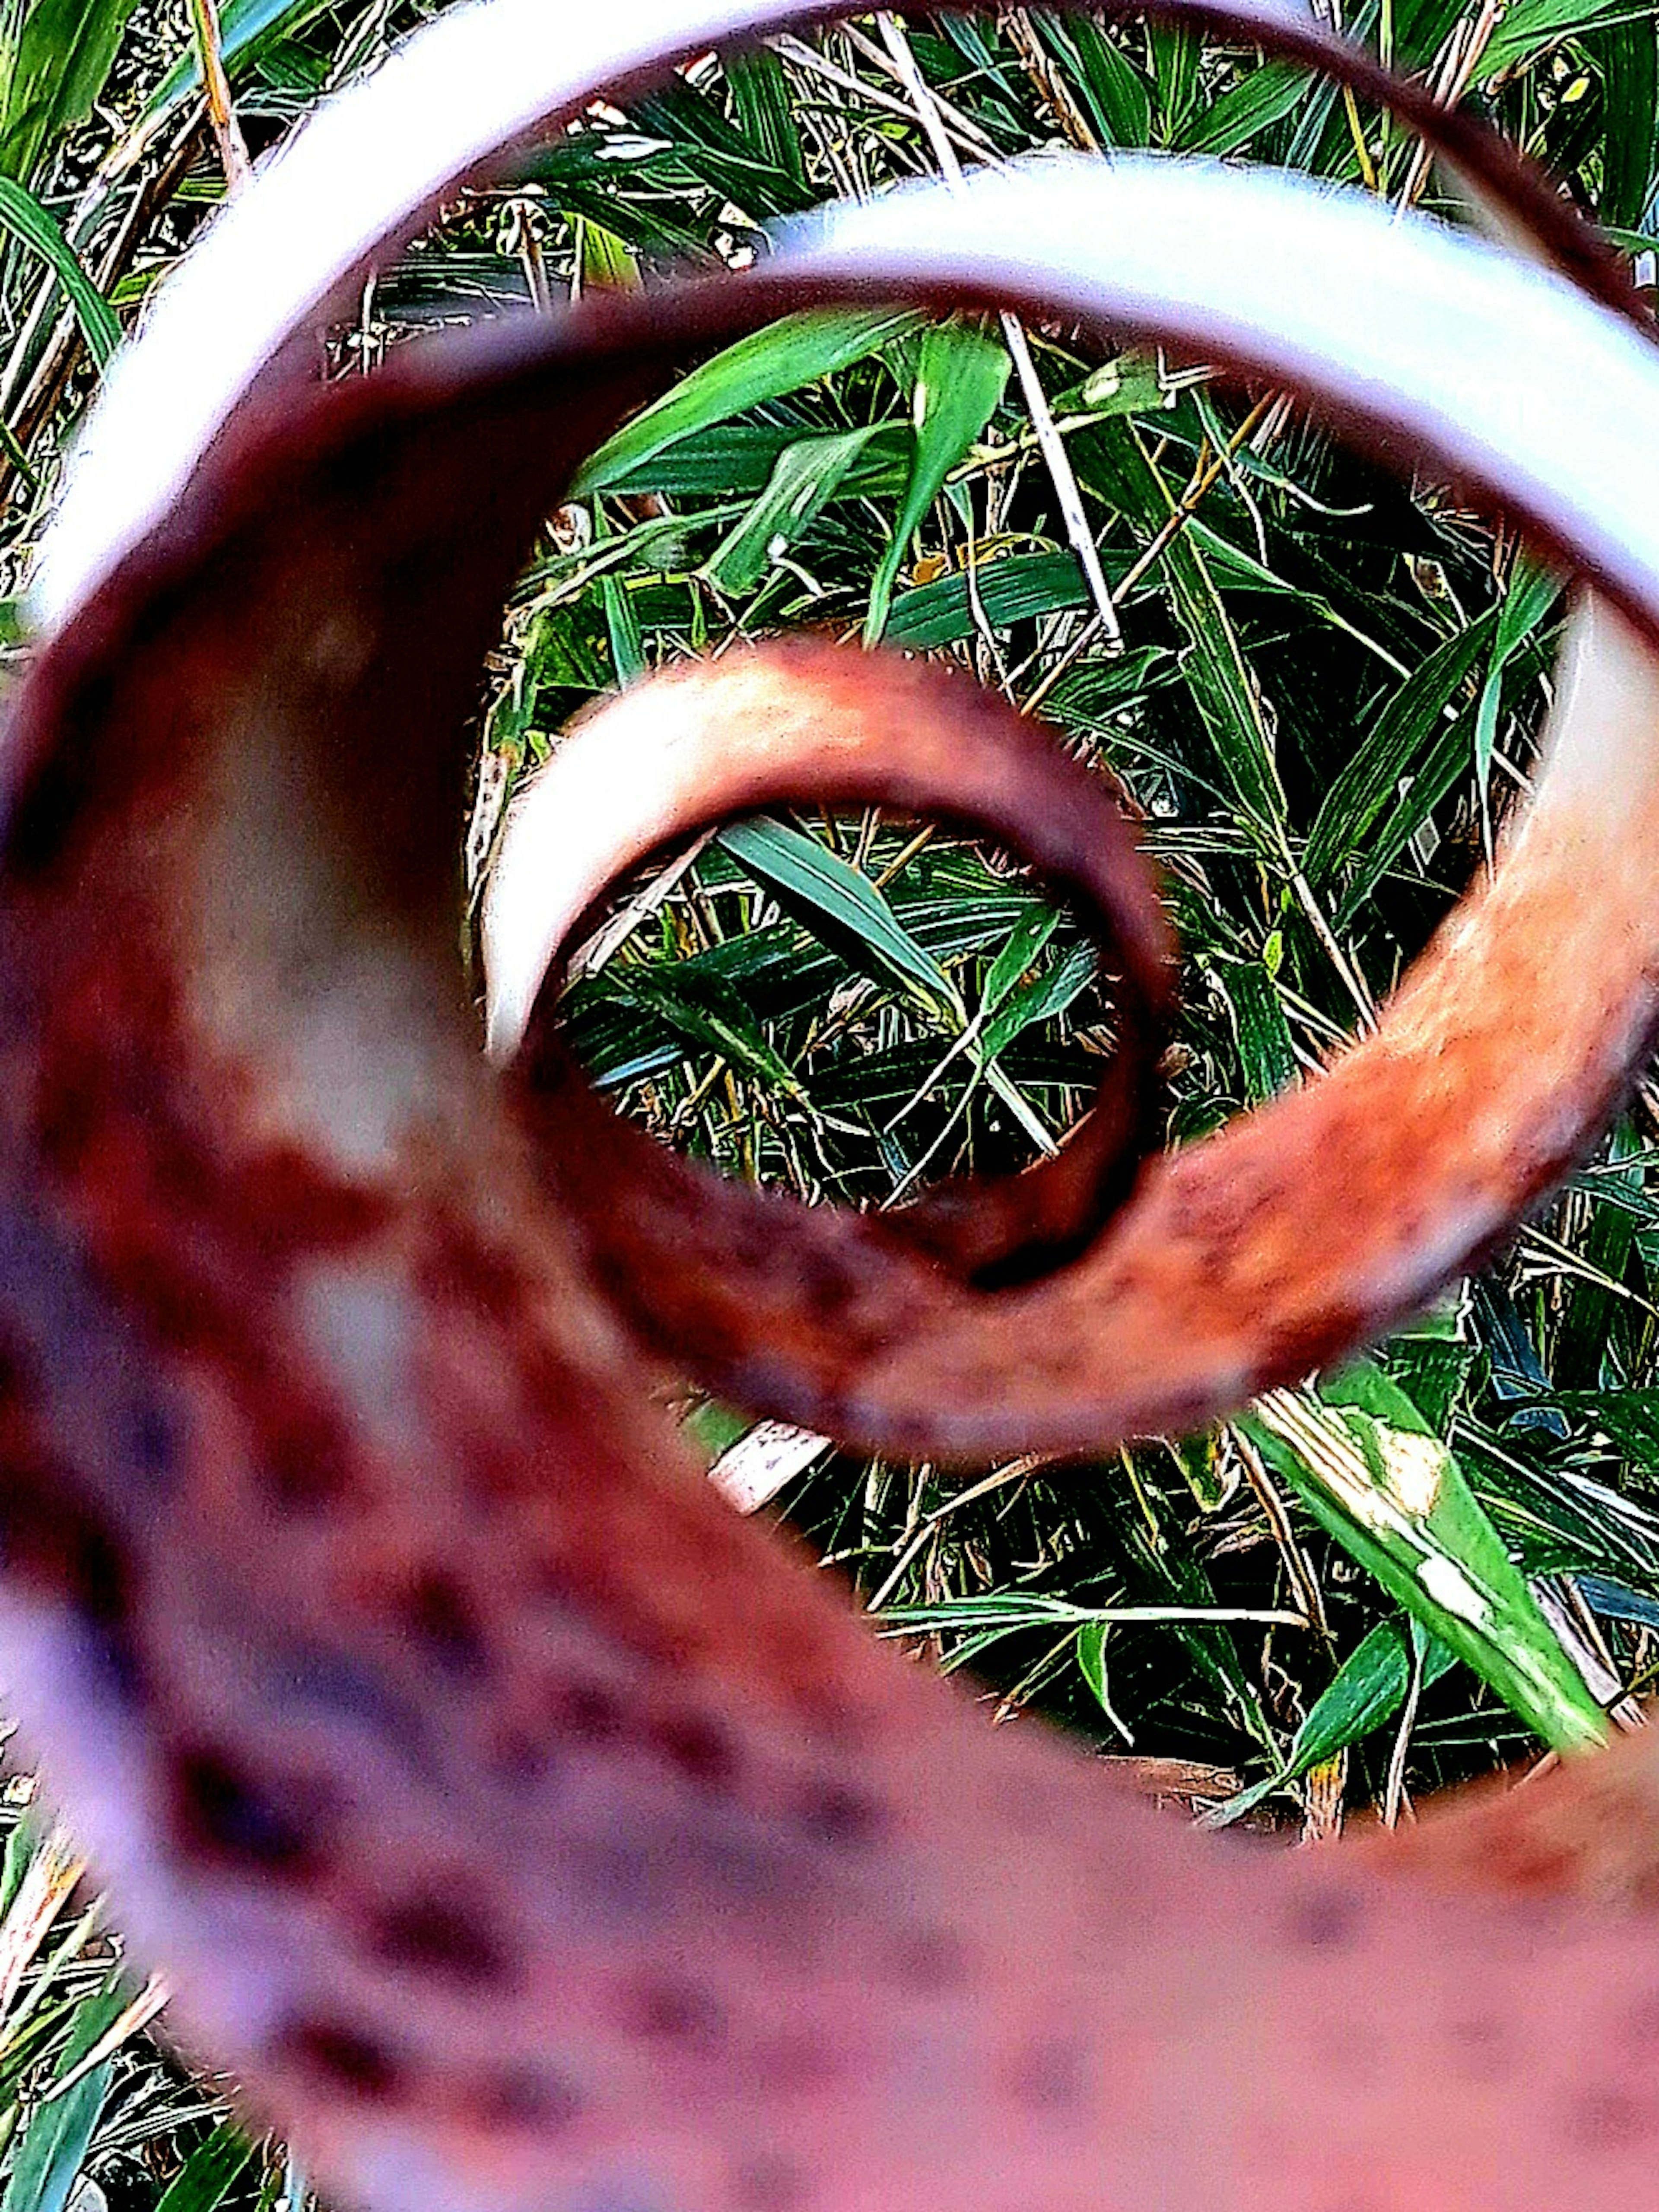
[704,423,879,596]
[1206,1616,1457,1826]
[152,2126,255,2212]
[718,817,964,1020]
[1175,58,1311,155]
[629,74,815,219]
[0,2067,109,2212]
[613,965,807,1101]
[602,420,910,502]
[982,941,1094,1058]
[725,47,807,196]
[982,904,1062,1015]
[571,307,922,497]
[1214,956,1297,1103]
[1163,528,1287,832]
[1592,15,1659,229]
[1479,0,1641,78]
[1306,613,1497,886]
[1031,9,1152,142]
[1475,554,1562,805]
[0,1985,126,2212]
[887,549,1096,648]
[0,176,117,365]
[1244,1364,1608,1754]
[0,0,137,184]
[864,319,1010,643]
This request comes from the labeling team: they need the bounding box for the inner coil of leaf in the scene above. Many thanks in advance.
[488,636,1176,1352]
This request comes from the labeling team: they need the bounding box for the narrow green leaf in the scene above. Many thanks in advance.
[1478,0,1643,78]
[0,1984,126,2212]
[0,1816,36,1921]
[1215,957,1297,1103]
[1077,420,1284,826]
[1592,15,1659,228]
[1,0,138,183]
[1,2067,110,2212]
[1182,523,1400,674]
[630,75,815,219]
[1306,613,1497,886]
[1147,15,1201,139]
[1243,1372,1608,1753]
[153,2126,256,2212]
[982,941,1095,1058]
[1075,1618,1112,1716]
[1063,351,1176,420]
[1206,1616,1457,1827]
[887,549,1095,648]
[603,420,910,502]
[982,905,1062,1016]
[704,423,880,595]
[0,176,118,365]
[1475,553,1562,804]
[551,178,714,268]
[1031,10,1152,143]
[865,319,1011,643]
[1175,58,1310,155]
[577,216,640,293]
[1332,700,1473,926]
[1295,1620,1415,1766]
[719,816,962,1020]
[1556,1116,1642,1387]
[725,46,807,194]
[599,572,644,686]
[572,306,922,497]
[614,964,806,1100]
[1173,1431,1231,1513]
[1165,529,1287,830]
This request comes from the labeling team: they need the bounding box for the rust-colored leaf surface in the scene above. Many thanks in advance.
[10,6,1659,2210]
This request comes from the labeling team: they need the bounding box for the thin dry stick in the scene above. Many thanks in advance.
[925,1453,1058,1521]
[768,32,995,164]
[834,20,1002,153]
[1394,0,1505,212]
[188,0,252,193]
[1233,1424,1331,1637]
[876,13,1124,652]
[1024,394,1278,715]
[1382,1635,1424,1826]
[1001,9,1101,152]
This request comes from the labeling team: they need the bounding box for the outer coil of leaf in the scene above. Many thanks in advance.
[11,6,1659,2212]
[32,0,1639,636]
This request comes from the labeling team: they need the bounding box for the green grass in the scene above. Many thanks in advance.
[4,0,1659,2194]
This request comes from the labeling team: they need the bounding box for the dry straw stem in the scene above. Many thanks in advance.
[187,0,251,193]
[875,12,1125,649]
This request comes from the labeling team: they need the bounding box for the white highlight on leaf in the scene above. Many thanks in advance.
[1417,1554,1491,1626]
[1370,1427,1446,1518]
